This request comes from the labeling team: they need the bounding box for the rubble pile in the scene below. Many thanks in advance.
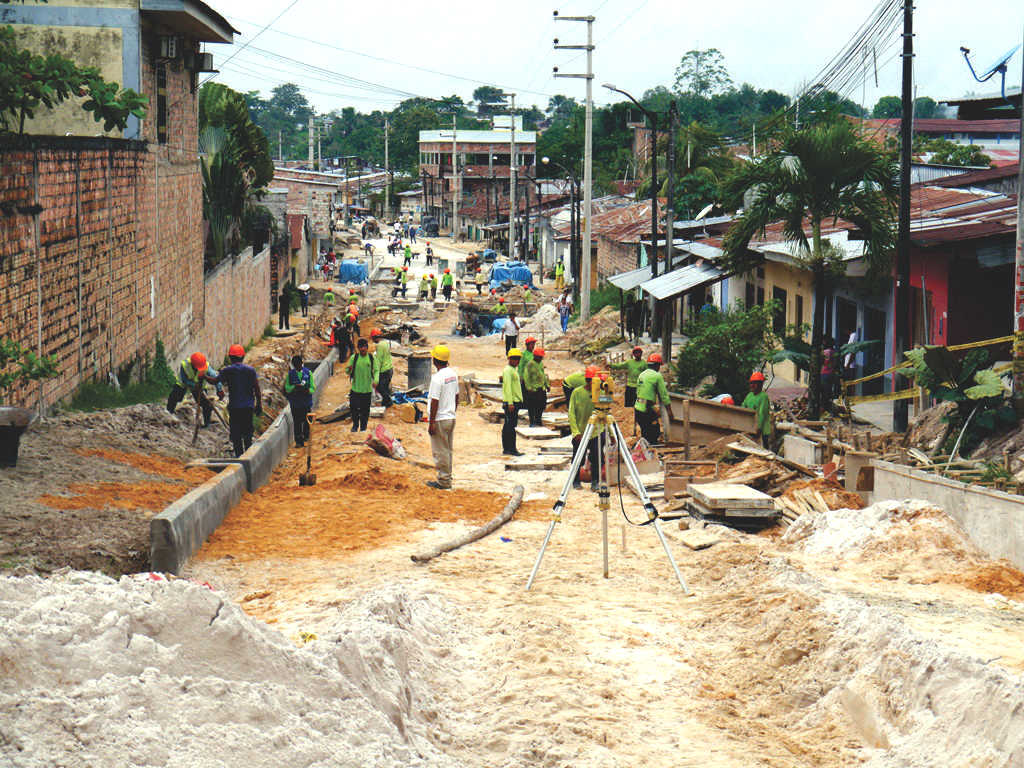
[556,306,622,358]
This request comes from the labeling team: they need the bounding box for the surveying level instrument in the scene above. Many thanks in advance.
[526,373,688,593]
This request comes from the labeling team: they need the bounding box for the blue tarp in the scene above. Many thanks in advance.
[490,317,507,334]
[335,260,368,284]
[489,261,534,289]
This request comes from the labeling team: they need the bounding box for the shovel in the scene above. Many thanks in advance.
[299,413,317,486]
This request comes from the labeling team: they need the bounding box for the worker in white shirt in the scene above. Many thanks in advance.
[427,344,459,490]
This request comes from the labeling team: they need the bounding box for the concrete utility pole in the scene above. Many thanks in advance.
[1013,29,1024,409]
[662,100,677,366]
[508,93,517,259]
[278,130,282,163]
[316,125,321,171]
[384,117,390,220]
[554,12,595,320]
[453,114,460,242]
[892,0,914,432]
[307,116,314,168]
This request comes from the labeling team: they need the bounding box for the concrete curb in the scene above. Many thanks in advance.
[149,349,338,574]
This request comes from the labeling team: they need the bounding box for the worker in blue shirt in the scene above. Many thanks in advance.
[214,344,262,456]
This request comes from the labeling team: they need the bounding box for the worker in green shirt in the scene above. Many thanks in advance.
[345,337,378,433]
[742,371,772,448]
[522,286,532,310]
[562,370,586,405]
[522,346,550,427]
[441,268,455,301]
[500,347,524,456]
[517,336,536,379]
[610,346,647,408]
[554,259,565,291]
[370,328,393,407]
[491,296,507,314]
[323,289,335,307]
[568,366,605,490]
[399,266,409,298]
[418,274,430,301]
[634,352,670,445]
[429,273,438,300]
[475,267,486,295]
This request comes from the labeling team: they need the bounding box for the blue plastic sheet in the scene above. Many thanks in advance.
[489,261,534,289]
[335,260,368,284]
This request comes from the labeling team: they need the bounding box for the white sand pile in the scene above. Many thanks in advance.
[516,303,563,338]
[782,499,976,560]
[0,572,470,768]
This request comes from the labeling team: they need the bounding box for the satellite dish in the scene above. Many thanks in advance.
[695,203,715,221]
[961,43,1021,101]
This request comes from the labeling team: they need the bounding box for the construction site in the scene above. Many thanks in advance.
[1,228,1023,768]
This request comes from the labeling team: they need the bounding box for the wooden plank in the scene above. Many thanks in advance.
[516,425,562,440]
[504,455,570,471]
[689,482,774,510]
[727,442,816,478]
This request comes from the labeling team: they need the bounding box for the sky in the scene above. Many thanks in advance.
[202,0,1024,116]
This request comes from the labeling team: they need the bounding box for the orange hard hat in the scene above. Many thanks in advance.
[228,344,245,358]
[749,371,766,382]
[533,347,545,358]
[584,365,597,378]
[720,395,735,405]
[189,352,207,372]
[632,346,643,354]
[370,328,382,337]
[402,266,408,271]
[498,297,505,303]
[647,352,663,364]
[524,336,537,345]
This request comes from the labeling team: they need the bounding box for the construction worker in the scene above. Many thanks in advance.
[518,336,536,379]
[427,344,458,489]
[441,268,454,302]
[610,346,647,409]
[501,310,520,354]
[562,369,586,405]
[475,266,486,295]
[323,288,335,307]
[391,266,402,296]
[429,273,438,301]
[743,371,773,448]
[491,295,507,314]
[344,311,359,357]
[346,337,378,432]
[418,273,430,301]
[284,355,315,447]
[400,266,409,298]
[500,348,524,456]
[634,353,670,445]
[166,352,223,428]
[425,242,434,266]
[554,258,565,291]
[214,344,262,457]
[569,366,605,490]
[403,242,412,266]
[370,328,393,407]
[522,286,532,311]
[522,346,550,427]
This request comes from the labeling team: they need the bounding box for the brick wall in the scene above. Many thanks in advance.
[194,247,271,363]
[596,236,637,280]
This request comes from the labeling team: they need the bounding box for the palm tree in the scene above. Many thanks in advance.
[722,119,896,418]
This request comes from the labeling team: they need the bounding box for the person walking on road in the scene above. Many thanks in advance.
[523,347,550,427]
[215,344,262,457]
[634,353,670,445]
[475,267,486,295]
[418,274,430,301]
[284,355,315,447]
[517,336,536,379]
[743,371,773,448]
[569,366,604,490]
[370,328,393,407]
[425,242,433,266]
[500,348,524,456]
[502,311,520,354]
[403,243,413,267]
[299,286,309,317]
[277,286,291,330]
[427,344,458,489]
[400,266,409,298]
[610,346,647,409]
[554,259,565,291]
[346,338,378,432]
[441,268,454,302]
[167,352,223,428]
[409,226,417,244]
[429,273,438,301]
[557,289,572,333]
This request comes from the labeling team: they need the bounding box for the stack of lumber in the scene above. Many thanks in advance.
[687,483,777,531]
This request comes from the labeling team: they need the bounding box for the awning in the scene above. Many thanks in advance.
[639,262,725,301]
[607,265,652,292]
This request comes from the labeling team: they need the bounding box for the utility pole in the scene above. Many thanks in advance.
[278,129,282,163]
[554,11,595,320]
[662,100,677,366]
[384,117,390,220]
[508,93,517,259]
[752,123,756,157]
[452,114,460,242]
[893,0,914,432]
[1013,28,1024,410]
[307,116,314,168]
[316,124,321,171]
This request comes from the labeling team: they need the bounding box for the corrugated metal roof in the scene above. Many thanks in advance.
[639,262,725,301]
[419,129,538,144]
[672,214,732,229]
[608,265,652,291]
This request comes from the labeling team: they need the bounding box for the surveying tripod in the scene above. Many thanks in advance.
[526,376,688,593]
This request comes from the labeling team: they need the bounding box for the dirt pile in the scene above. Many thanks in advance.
[557,305,622,358]
[780,478,865,511]
[516,303,563,338]
[0,572,470,767]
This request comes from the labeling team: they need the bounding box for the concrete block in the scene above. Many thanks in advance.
[782,434,823,466]
[150,463,246,574]
[236,410,292,491]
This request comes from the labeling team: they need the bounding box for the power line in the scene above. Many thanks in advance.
[201,0,303,86]
[245,45,419,98]
[219,58,405,106]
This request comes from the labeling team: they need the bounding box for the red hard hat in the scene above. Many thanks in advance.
[632,346,643,354]
[402,266,408,271]
[647,353,663,364]
[524,336,537,345]
[585,365,598,378]
[444,268,450,273]
[750,371,766,382]
[498,297,505,303]
[370,328,382,337]
[228,344,245,358]
[533,347,545,358]
[189,352,207,372]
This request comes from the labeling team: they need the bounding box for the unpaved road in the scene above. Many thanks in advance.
[187,257,1024,767]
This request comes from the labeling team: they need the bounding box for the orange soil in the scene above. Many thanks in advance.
[782,478,866,510]
[197,450,547,562]
[75,447,214,482]
[953,563,1024,599]
[37,481,188,511]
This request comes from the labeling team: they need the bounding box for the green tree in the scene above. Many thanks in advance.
[546,94,577,120]
[872,95,902,118]
[473,85,503,116]
[925,138,991,167]
[199,82,273,188]
[721,119,896,418]
[914,96,938,118]
[269,82,311,123]
[674,48,733,98]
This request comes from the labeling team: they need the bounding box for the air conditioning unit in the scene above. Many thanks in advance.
[158,35,179,59]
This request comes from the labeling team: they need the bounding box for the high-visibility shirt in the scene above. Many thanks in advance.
[491,303,506,314]
[284,366,316,408]
[555,262,564,276]
[522,359,549,392]
[324,292,335,305]
[742,391,772,436]
[501,364,523,404]
[610,358,648,388]
[346,352,378,393]
[475,272,485,284]
[517,349,534,379]
[563,371,586,391]
[569,384,603,436]
[430,277,438,290]
[634,369,669,413]
[441,273,453,286]
[404,245,411,258]
[401,272,408,284]
[419,278,430,292]
[374,339,393,373]
[177,360,221,395]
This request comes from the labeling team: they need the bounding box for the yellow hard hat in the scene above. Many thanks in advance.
[431,344,450,362]
[507,347,522,359]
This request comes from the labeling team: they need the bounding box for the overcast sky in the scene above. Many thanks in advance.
[204,0,1024,116]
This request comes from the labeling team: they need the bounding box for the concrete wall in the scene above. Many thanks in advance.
[194,246,271,363]
[870,459,1024,571]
